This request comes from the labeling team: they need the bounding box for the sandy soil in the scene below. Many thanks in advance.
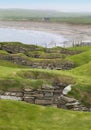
[0,21,91,42]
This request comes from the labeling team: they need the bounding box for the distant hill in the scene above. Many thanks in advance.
[0,9,91,21]
[0,9,63,19]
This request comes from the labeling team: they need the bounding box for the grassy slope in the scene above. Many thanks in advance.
[0,44,91,103]
[1,45,91,129]
[0,43,74,90]
[0,65,74,90]
[0,100,91,130]
[67,46,91,67]
[67,51,91,67]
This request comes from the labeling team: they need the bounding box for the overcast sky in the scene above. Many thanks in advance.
[0,0,91,12]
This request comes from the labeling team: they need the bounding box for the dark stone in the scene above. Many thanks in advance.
[23,97,35,103]
[44,92,53,97]
[0,87,90,112]
[35,99,53,105]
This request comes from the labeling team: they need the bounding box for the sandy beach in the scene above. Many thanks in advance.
[0,20,91,42]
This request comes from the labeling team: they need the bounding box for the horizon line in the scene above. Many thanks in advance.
[0,8,91,13]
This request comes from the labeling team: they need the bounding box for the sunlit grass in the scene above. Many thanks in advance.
[0,100,91,130]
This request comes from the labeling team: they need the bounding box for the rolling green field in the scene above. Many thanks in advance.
[0,43,91,104]
[0,43,91,129]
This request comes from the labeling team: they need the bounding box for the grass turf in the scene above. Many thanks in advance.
[0,100,91,130]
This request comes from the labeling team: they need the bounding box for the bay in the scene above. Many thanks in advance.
[0,28,68,48]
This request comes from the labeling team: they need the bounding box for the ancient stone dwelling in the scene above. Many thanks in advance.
[0,87,62,107]
[0,86,90,111]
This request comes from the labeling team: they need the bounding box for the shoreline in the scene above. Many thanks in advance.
[0,20,91,41]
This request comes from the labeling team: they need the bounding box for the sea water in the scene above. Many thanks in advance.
[0,28,68,48]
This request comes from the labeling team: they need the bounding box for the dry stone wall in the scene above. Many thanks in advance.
[0,87,91,111]
[0,87,62,106]
[0,54,74,70]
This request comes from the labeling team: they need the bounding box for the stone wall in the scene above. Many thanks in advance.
[0,87,62,106]
[57,95,90,111]
[0,42,77,70]
[0,87,91,111]
[0,54,74,70]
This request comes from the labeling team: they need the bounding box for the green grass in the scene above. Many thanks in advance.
[0,65,74,90]
[0,43,91,104]
[0,60,29,68]
[71,61,91,76]
[1,44,91,129]
[51,16,91,24]
[68,46,91,51]
[0,9,91,24]
[0,43,91,102]
[0,50,9,54]
[0,63,90,105]
[0,42,45,52]
[0,100,91,130]
[0,66,19,78]
[67,49,91,67]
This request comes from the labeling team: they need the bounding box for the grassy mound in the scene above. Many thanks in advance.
[0,42,75,70]
[67,50,91,67]
[0,43,91,105]
[71,61,91,76]
[0,100,91,130]
[0,65,74,90]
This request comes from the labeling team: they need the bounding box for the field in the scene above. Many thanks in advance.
[0,100,91,130]
[0,43,91,104]
[0,43,91,129]
[0,9,91,24]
